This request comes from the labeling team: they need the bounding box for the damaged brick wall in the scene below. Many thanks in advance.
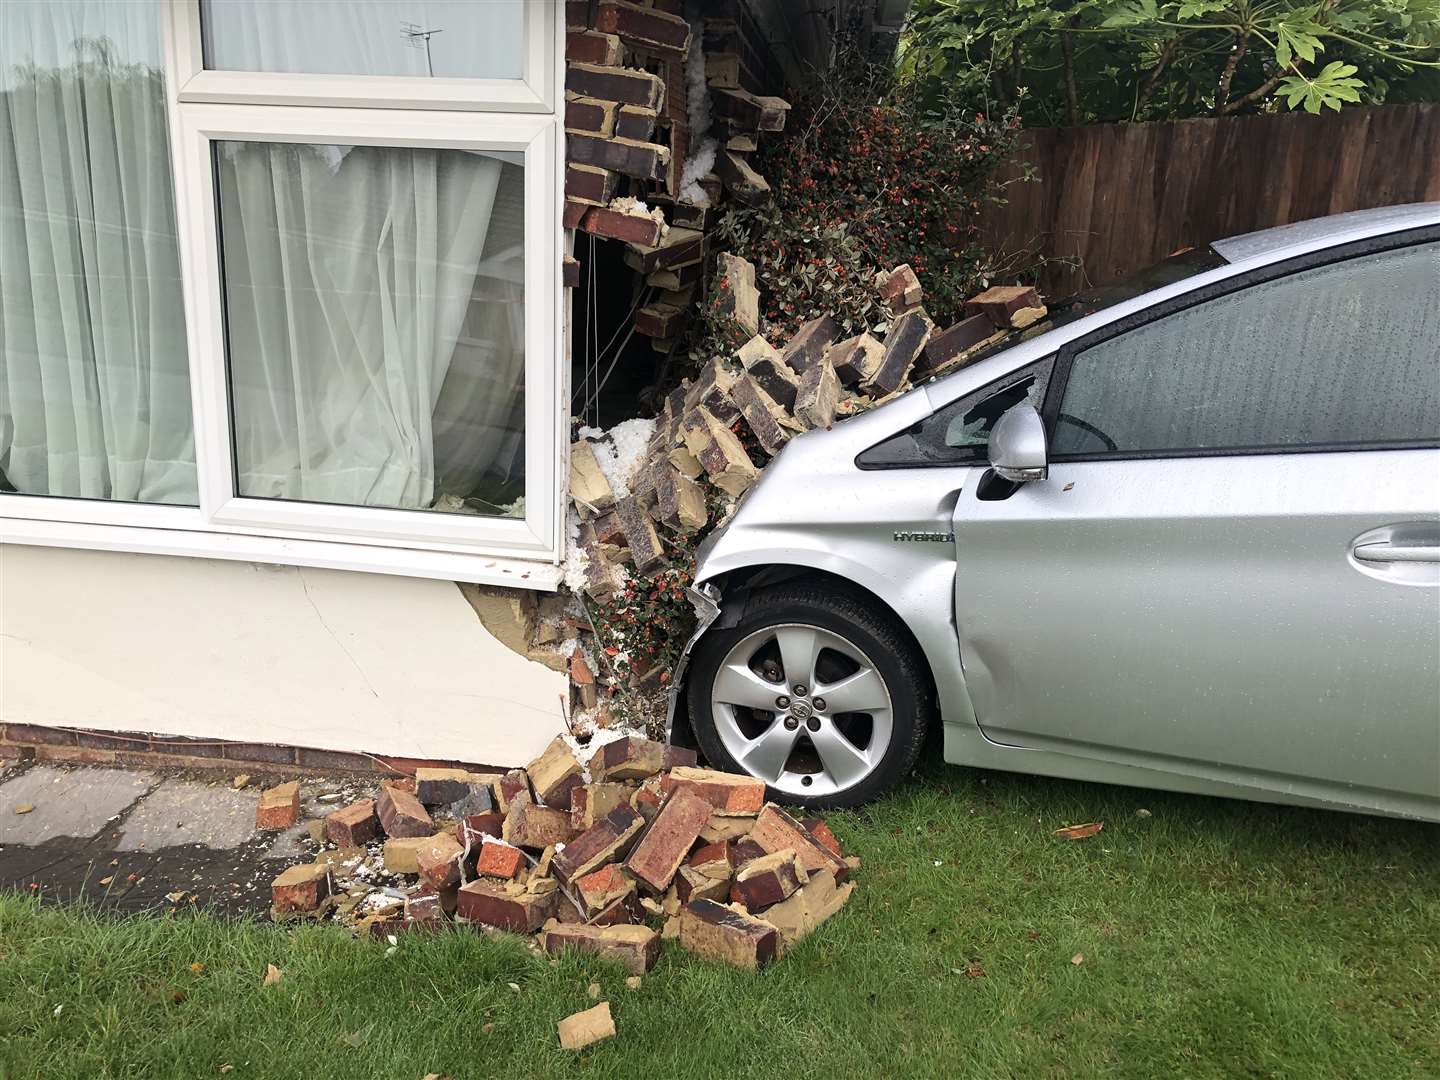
[564,0,791,356]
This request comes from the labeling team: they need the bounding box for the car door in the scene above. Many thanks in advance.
[952,231,1440,806]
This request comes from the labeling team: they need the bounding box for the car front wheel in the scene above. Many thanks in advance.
[685,580,931,809]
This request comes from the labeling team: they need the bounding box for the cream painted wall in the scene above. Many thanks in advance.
[0,544,566,767]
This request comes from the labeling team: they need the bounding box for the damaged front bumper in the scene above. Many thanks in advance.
[663,581,723,744]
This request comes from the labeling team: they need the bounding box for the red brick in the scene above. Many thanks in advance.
[540,921,660,975]
[503,800,575,851]
[865,309,932,397]
[255,781,301,830]
[455,881,556,932]
[920,314,996,373]
[676,865,730,904]
[570,782,633,831]
[456,811,505,848]
[660,766,765,815]
[565,96,617,136]
[563,200,589,229]
[965,284,1043,329]
[552,804,647,884]
[326,799,381,847]
[876,264,922,313]
[678,899,778,969]
[780,314,840,376]
[595,1,690,55]
[803,818,843,859]
[566,62,664,109]
[566,163,616,205]
[594,735,666,781]
[621,226,705,273]
[568,133,669,181]
[497,769,531,811]
[566,0,591,30]
[377,786,433,839]
[475,838,525,879]
[526,736,584,808]
[566,29,621,65]
[615,104,658,142]
[623,790,711,894]
[563,255,581,289]
[271,864,332,913]
[414,833,466,890]
[405,890,445,928]
[750,803,850,880]
[730,849,806,911]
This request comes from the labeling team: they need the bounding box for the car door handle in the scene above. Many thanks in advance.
[1353,541,1440,564]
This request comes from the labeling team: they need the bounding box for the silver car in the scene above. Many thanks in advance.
[674,204,1440,820]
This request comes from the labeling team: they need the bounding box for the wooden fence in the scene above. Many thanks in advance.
[978,103,1440,297]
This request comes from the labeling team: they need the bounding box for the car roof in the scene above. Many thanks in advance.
[1212,202,1440,264]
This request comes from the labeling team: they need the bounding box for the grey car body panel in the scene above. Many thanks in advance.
[682,203,1440,821]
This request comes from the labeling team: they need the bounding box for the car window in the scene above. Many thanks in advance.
[856,360,1050,469]
[1052,240,1440,456]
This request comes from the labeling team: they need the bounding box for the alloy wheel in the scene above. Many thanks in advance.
[709,622,894,798]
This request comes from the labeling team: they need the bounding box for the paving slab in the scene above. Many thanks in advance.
[1,766,156,845]
[115,779,258,851]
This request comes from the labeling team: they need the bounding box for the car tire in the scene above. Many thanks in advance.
[686,579,932,809]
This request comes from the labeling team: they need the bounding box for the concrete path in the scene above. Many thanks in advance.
[0,761,368,916]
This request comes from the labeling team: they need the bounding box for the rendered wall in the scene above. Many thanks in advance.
[0,544,566,767]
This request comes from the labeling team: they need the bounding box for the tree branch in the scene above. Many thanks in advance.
[1136,37,1180,116]
[1062,18,1080,126]
[1221,67,1291,114]
[1215,30,1249,113]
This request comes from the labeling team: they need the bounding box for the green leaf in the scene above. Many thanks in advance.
[1277,61,1366,114]
[1099,0,1158,28]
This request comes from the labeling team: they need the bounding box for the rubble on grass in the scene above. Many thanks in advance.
[265,746,859,972]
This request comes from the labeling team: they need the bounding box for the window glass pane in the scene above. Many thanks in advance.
[201,1,525,80]
[1054,242,1440,455]
[0,1,196,505]
[214,141,526,517]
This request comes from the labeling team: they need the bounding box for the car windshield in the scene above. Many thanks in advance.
[938,246,1230,372]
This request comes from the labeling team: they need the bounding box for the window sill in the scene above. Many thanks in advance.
[0,517,562,590]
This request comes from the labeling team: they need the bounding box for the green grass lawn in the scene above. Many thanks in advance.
[3,759,1437,1080]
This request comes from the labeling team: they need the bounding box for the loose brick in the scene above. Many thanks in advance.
[575,862,637,916]
[729,375,792,455]
[594,735,667,782]
[631,774,665,819]
[623,790,712,894]
[563,199,589,229]
[731,849,807,911]
[750,803,850,880]
[567,132,669,182]
[676,865,730,904]
[688,840,735,878]
[405,889,445,928]
[552,805,647,884]
[416,832,466,890]
[621,226,706,273]
[581,204,665,246]
[793,358,841,429]
[414,767,488,808]
[678,898,778,969]
[497,769,532,812]
[826,332,885,388]
[504,799,575,851]
[737,334,799,409]
[781,314,840,375]
[615,104,658,141]
[563,255,581,289]
[566,29,622,66]
[653,461,707,532]
[456,881,556,932]
[271,864,332,913]
[706,52,742,89]
[383,834,436,874]
[527,736,584,808]
[566,62,664,108]
[661,766,765,815]
[683,360,741,424]
[663,745,699,770]
[715,253,760,335]
[255,781,300,830]
[571,652,598,710]
[566,0,591,30]
[712,87,789,131]
[634,301,689,339]
[865,309,933,397]
[876,264,922,314]
[596,1,690,55]
[715,150,770,206]
[457,811,505,847]
[377,786,433,839]
[557,1000,616,1051]
[541,921,661,976]
[920,314,996,374]
[680,407,757,496]
[571,782,637,831]
[326,799,381,847]
[802,818,844,859]
[698,814,758,844]
[615,494,665,573]
[755,866,854,949]
[476,838,525,879]
[965,284,1044,329]
[565,96,617,136]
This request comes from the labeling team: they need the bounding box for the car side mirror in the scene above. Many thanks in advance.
[988,402,1048,483]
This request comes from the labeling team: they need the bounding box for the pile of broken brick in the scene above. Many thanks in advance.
[570,253,1046,598]
[263,734,857,974]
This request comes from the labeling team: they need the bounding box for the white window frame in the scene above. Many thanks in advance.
[0,0,566,589]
